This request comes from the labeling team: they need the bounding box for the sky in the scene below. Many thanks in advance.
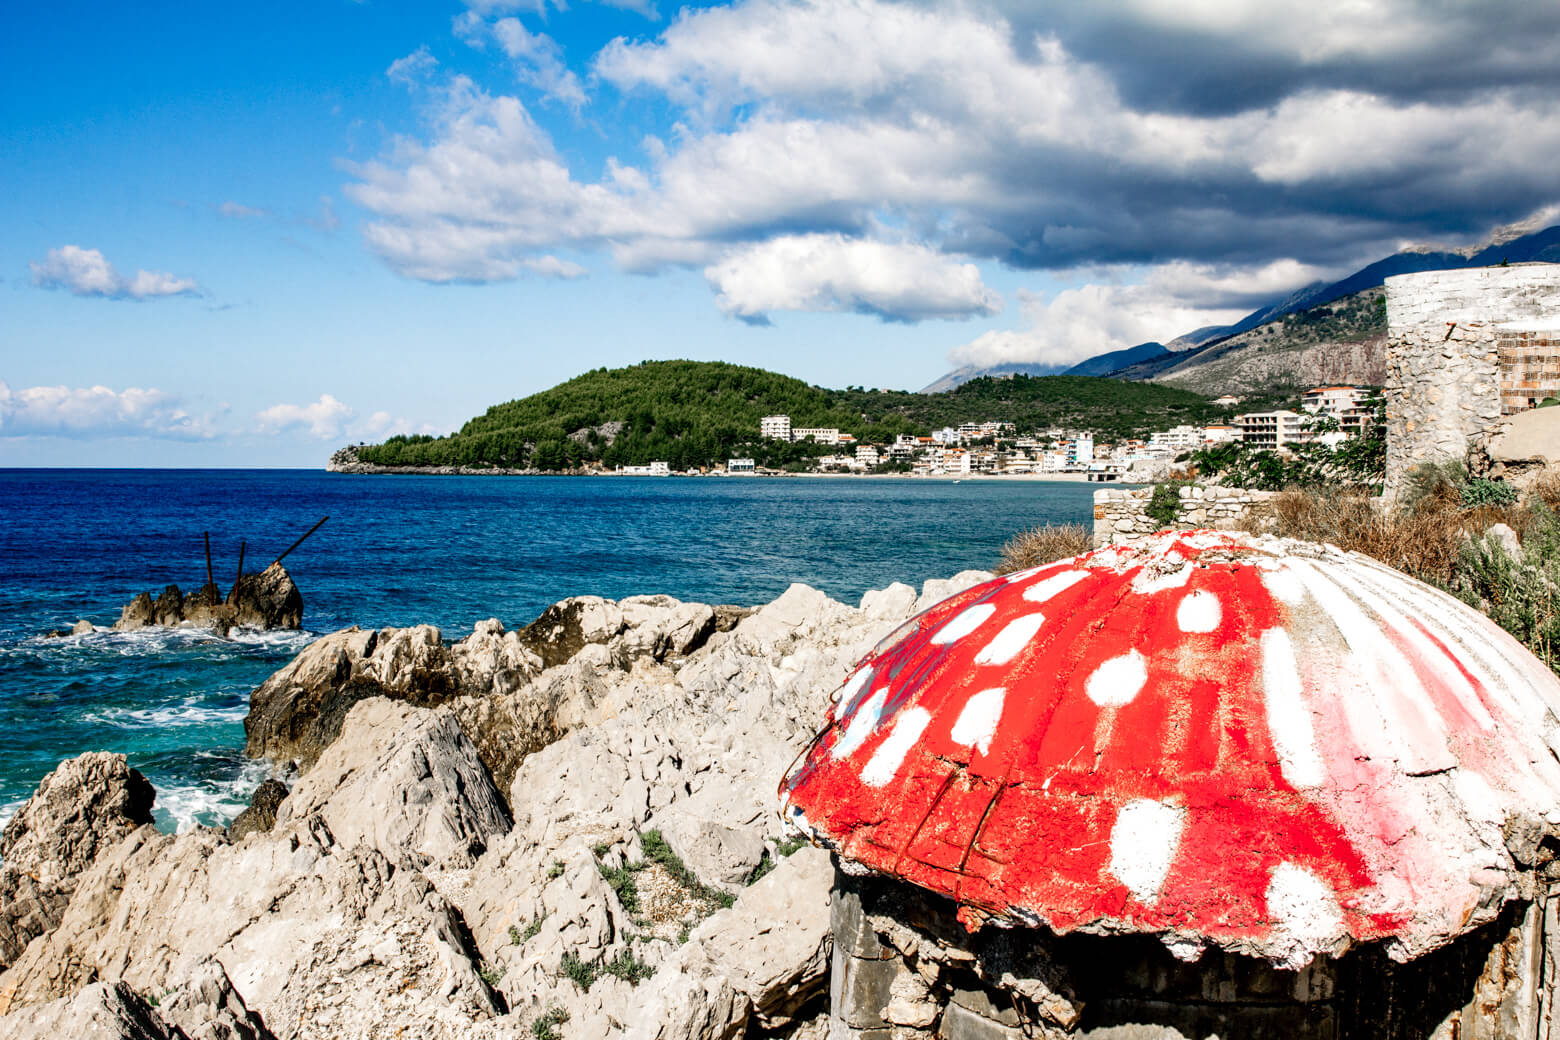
[4,0,1560,467]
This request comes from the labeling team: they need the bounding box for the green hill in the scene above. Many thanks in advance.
[352,360,1222,471]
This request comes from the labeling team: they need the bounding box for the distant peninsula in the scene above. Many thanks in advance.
[331,360,1239,475]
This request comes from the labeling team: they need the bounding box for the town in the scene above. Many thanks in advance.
[615,385,1379,478]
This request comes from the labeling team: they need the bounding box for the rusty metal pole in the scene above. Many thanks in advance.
[271,516,329,568]
[232,540,246,601]
[203,531,215,604]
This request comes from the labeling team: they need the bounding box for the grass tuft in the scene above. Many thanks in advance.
[995,523,1091,574]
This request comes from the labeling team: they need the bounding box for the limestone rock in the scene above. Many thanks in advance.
[1,751,154,886]
[1489,403,1560,464]
[72,619,94,636]
[227,779,288,843]
[227,564,303,630]
[153,585,185,627]
[118,591,155,631]
[0,981,175,1039]
[152,958,276,1040]
[274,698,511,869]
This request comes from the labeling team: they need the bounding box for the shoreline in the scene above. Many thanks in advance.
[327,463,1121,484]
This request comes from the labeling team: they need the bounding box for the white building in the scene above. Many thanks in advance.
[817,453,859,470]
[1212,395,1242,408]
[793,427,841,445]
[1149,425,1204,451]
[1070,434,1095,467]
[931,427,959,445]
[760,415,792,440]
[1301,386,1365,416]
[1236,411,1309,449]
[620,461,671,476]
[727,458,756,472]
[1202,425,1240,444]
[855,445,880,468]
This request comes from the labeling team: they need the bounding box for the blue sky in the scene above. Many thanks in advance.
[5,1,1560,466]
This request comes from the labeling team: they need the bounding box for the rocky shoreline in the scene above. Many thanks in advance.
[0,570,989,1039]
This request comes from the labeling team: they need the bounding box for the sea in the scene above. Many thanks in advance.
[0,469,1096,833]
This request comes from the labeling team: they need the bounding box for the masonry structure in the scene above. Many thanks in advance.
[1091,485,1278,546]
[1383,264,1560,501]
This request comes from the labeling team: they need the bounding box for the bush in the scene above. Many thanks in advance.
[1462,478,1518,508]
[1145,483,1184,528]
[995,523,1092,573]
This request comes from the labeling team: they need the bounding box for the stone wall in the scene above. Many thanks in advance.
[1093,486,1279,547]
[1384,265,1560,501]
[829,869,1560,1040]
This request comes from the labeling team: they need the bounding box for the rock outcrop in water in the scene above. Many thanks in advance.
[0,571,989,1038]
[113,563,302,635]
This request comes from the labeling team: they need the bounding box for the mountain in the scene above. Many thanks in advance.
[1062,341,1166,377]
[919,224,1560,392]
[919,361,1068,394]
[346,360,1221,472]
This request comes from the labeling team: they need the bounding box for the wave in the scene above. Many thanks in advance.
[81,695,249,730]
[152,756,279,835]
[3,624,316,660]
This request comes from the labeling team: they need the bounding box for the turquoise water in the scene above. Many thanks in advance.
[0,470,1096,831]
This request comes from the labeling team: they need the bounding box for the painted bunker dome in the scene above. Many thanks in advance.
[781,530,1560,969]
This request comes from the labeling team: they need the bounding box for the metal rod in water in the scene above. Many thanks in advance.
[272,516,329,567]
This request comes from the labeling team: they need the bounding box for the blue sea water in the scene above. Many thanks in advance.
[0,469,1096,832]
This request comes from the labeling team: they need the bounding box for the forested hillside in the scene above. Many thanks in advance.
[352,361,1219,471]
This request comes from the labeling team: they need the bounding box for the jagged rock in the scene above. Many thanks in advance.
[2,751,155,886]
[273,698,512,869]
[153,958,275,1040]
[227,779,288,843]
[72,619,94,636]
[0,981,175,1039]
[227,564,303,630]
[118,591,155,631]
[153,584,185,627]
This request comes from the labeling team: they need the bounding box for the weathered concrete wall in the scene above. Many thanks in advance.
[1093,486,1278,547]
[830,868,1560,1040]
[1384,265,1560,501]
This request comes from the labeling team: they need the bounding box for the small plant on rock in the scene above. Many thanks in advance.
[531,1005,570,1040]
[560,951,598,990]
[1145,483,1185,528]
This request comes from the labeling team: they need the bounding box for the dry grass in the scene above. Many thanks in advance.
[1261,463,1524,587]
[996,523,1092,575]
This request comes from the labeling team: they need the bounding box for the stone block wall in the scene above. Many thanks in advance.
[1384,265,1560,501]
[1093,486,1279,547]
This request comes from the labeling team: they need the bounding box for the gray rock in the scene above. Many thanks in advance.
[153,585,185,627]
[227,564,303,630]
[1489,404,1560,464]
[0,981,174,1039]
[154,958,276,1040]
[2,751,155,885]
[226,779,288,843]
[72,619,95,636]
[118,591,155,631]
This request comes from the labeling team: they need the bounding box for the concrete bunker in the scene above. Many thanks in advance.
[782,531,1560,1038]
[1383,264,1560,501]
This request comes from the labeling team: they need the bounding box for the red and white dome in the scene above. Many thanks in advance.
[780,531,1560,967]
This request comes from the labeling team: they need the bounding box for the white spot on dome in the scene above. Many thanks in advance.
[1261,565,1308,606]
[1085,650,1148,706]
[950,687,1005,755]
[834,667,870,705]
[930,603,996,645]
[1177,590,1222,633]
[1132,562,1192,594]
[1108,798,1185,902]
[1266,862,1345,961]
[832,689,887,761]
[1022,570,1087,604]
[861,707,931,787]
[974,614,1046,665]
[1259,628,1325,788]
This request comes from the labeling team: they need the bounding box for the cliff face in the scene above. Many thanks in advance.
[0,572,990,1039]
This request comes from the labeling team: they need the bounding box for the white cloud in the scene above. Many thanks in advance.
[388,46,439,86]
[255,395,355,440]
[484,17,588,109]
[347,0,1560,322]
[30,246,199,301]
[946,259,1332,369]
[705,234,1000,323]
[218,201,267,219]
[0,380,214,440]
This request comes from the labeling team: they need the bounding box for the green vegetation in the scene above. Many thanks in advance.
[478,962,506,987]
[639,830,734,909]
[1186,395,1387,492]
[597,859,642,916]
[558,949,655,990]
[510,915,544,945]
[352,360,1223,471]
[1145,483,1185,527]
[531,1006,570,1040]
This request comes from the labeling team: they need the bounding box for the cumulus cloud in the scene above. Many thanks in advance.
[947,259,1335,369]
[460,16,587,108]
[254,395,355,440]
[348,0,1560,323]
[706,234,1000,323]
[30,246,199,300]
[0,380,214,439]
